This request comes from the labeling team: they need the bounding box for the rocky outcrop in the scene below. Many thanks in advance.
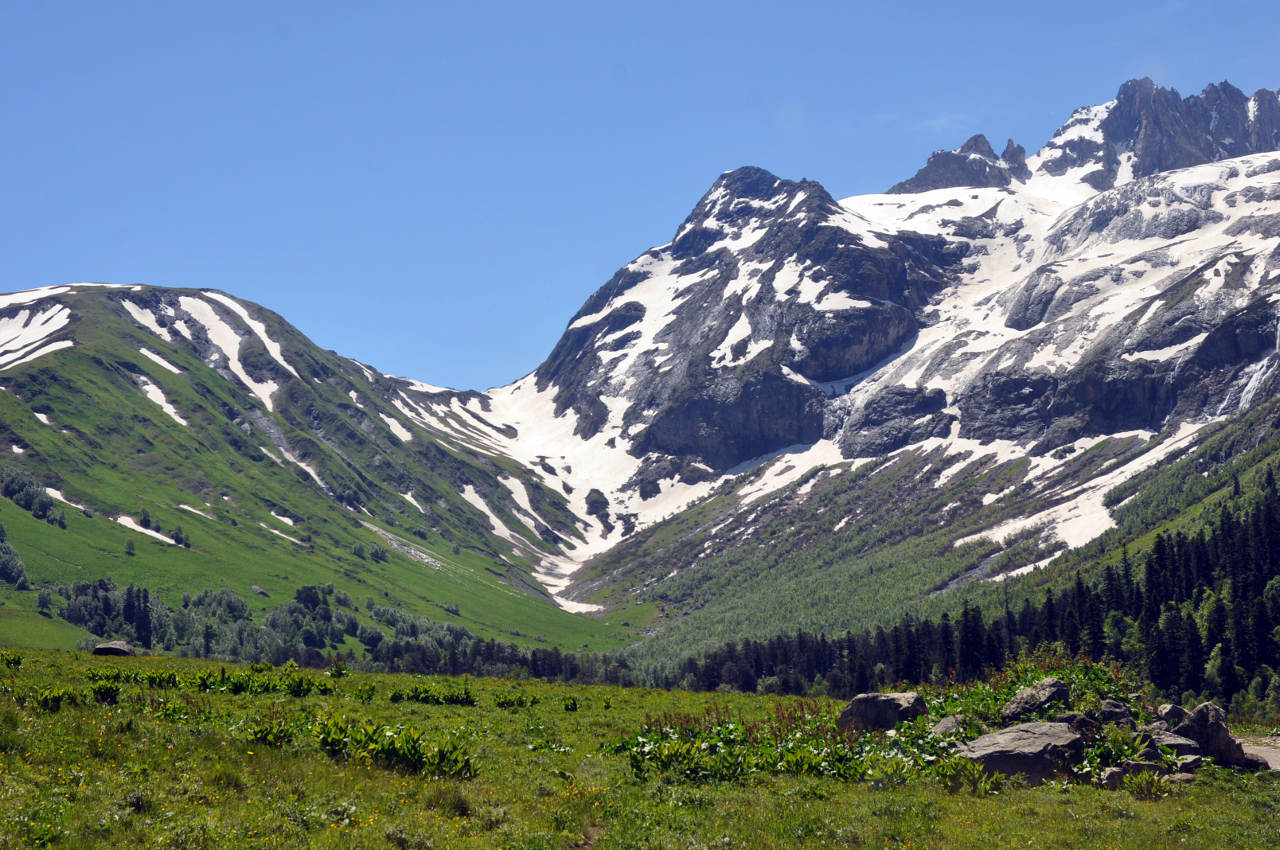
[837,386,953,458]
[888,135,1029,193]
[837,691,927,732]
[92,640,135,656]
[1170,702,1266,769]
[958,722,1083,785]
[1002,677,1070,721]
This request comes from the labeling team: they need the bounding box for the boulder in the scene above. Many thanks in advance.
[930,714,965,736]
[838,692,927,732]
[1162,772,1197,784]
[958,722,1083,785]
[1002,677,1070,721]
[1100,766,1125,789]
[1176,754,1204,772]
[92,640,134,656]
[1121,758,1161,774]
[1172,702,1249,767]
[1157,703,1189,725]
[1099,699,1131,723]
[1146,730,1200,757]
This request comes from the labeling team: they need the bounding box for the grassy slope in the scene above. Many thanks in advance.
[0,289,630,651]
[1,651,1278,848]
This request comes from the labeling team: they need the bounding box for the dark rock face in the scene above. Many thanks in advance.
[837,691,927,732]
[1096,79,1280,186]
[1002,677,1070,721]
[532,165,967,473]
[958,722,1083,785]
[837,385,953,458]
[632,372,826,470]
[889,134,1030,193]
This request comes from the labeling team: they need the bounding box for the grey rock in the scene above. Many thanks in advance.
[1147,730,1200,757]
[1176,754,1204,772]
[1002,677,1070,721]
[250,585,270,598]
[1101,766,1125,790]
[92,640,134,656]
[837,691,927,733]
[1157,703,1189,725]
[1162,772,1196,784]
[1099,699,1130,723]
[1121,759,1161,774]
[930,714,965,737]
[1171,702,1250,768]
[958,722,1083,785]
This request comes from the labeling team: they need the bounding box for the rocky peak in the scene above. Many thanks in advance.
[1036,78,1280,191]
[892,78,1280,197]
[959,133,997,159]
[888,133,1029,194]
[671,166,839,256]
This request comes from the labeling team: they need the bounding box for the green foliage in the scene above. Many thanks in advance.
[1122,770,1168,800]
[34,686,80,712]
[0,650,1276,848]
[934,755,1001,796]
[388,679,475,706]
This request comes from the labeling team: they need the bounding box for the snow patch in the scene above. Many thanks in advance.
[179,296,279,411]
[45,488,86,511]
[117,516,176,543]
[259,522,305,546]
[957,421,1208,552]
[278,447,327,490]
[401,492,426,514]
[380,413,413,442]
[203,292,300,379]
[0,339,73,371]
[139,347,182,374]
[121,301,172,342]
[178,504,212,519]
[136,376,188,426]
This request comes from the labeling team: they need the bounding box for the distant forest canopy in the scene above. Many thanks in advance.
[19,459,1280,716]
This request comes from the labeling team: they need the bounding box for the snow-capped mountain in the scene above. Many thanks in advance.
[4,78,1280,644]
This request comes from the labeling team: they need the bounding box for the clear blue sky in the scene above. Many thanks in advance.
[2,1,1277,390]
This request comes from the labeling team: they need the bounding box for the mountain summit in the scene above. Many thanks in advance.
[891,78,1280,196]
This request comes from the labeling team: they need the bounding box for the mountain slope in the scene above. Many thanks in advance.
[0,284,629,648]
[3,77,1280,661]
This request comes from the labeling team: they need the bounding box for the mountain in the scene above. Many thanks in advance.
[3,77,1280,660]
[0,284,629,650]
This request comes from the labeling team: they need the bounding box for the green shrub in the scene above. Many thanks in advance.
[1122,770,1167,800]
[90,681,122,705]
[34,686,80,712]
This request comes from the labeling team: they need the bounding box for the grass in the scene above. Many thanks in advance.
[1,650,1279,848]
